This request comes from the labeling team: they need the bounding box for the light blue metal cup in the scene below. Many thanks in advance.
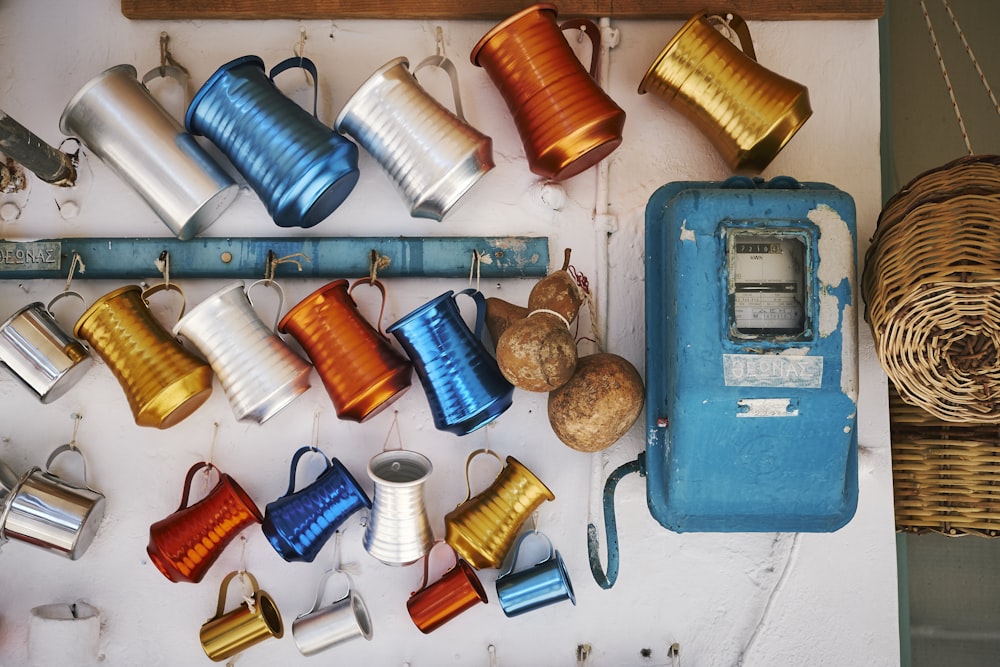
[495,531,575,618]
[261,447,371,563]
[386,289,513,435]
[186,55,360,228]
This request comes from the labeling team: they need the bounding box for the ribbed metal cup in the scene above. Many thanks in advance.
[638,12,812,172]
[59,64,238,240]
[0,298,91,403]
[262,447,371,563]
[187,55,360,228]
[73,285,213,429]
[445,449,555,569]
[173,281,311,424]
[335,56,493,221]
[363,449,434,566]
[278,279,411,423]
[147,462,263,584]
[199,571,283,662]
[386,289,513,436]
[471,3,626,181]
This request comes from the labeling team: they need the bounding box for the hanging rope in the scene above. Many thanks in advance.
[919,0,976,154]
[939,0,1000,117]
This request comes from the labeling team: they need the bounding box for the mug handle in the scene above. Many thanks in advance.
[176,461,220,512]
[707,13,756,61]
[142,282,187,323]
[284,446,332,497]
[458,447,504,504]
[348,278,390,336]
[45,290,87,328]
[246,279,285,333]
[305,568,353,614]
[141,64,191,109]
[412,539,456,594]
[411,55,466,122]
[498,530,554,579]
[454,288,488,343]
[270,56,320,118]
[45,443,97,492]
[559,19,601,78]
[214,570,260,619]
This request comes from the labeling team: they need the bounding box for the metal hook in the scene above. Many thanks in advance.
[68,412,83,451]
[468,249,482,292]
[156,250,170,288]
[311,409,321,450]
[294,27,311,85]
[435,25,446,57]
[381,410,404,452]
[157,31,189,78]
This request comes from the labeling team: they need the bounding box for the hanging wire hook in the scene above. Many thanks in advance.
[369,249,380,285]
[468,250,482,292]
[156,250,170,288]
[68,412,83,451]
[158,31,189,78]
[294,27,311,85]
[381,410,404,452]
[435,25,446,57]
[63,251,85,294]
[311,409,321,451]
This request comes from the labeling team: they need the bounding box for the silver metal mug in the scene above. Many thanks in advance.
[173,281,312,424]
[59,64,238,240]
[0,292,91,403]
[363,449,434,566]
[0,444,105,560]
[292,569,373,656]
[335,56,494,221]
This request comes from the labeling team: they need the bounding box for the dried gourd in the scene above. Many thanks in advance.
[496,311,577,392]
[527,248,585,324]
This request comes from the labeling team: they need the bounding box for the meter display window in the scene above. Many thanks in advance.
[730,233,807,337]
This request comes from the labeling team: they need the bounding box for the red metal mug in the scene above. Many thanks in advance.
[147,461,263,583]
[406,541,487,634]
[471,3,626,181]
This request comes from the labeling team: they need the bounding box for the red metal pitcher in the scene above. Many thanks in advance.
[471,3,625,181]
[147,461,263,583]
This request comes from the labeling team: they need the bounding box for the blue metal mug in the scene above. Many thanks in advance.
[495,531,575,617]
[386,289,513,435]
[186,55,360,228]
[262,447,371,562]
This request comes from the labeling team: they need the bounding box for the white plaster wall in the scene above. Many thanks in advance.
[0,2,897,666]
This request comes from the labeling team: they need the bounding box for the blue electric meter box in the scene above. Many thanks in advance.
[644,176,859,532]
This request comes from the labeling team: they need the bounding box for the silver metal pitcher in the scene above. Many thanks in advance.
[335,56,494,221]
[173,281,311,424]
[0,445,105,560]
[59,64,238,240]
[363,449,434,566]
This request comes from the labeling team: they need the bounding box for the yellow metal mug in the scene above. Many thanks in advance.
[199,570,284,662]
[638,11,812,173]
[444,449,555,570]
[73,283,213,429]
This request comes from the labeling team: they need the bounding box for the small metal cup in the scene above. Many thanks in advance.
[199,571,283,662]
[406,541,487,634]
[292,569,373,656]
[495,531,575,617]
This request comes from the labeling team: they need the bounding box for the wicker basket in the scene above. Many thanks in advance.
[863,154,1000,422]
[890,381,1000,536]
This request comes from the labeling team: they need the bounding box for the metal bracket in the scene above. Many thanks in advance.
[0,236,549,280]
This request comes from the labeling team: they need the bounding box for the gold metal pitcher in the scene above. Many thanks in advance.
[444,449,554,570]
[73,284,213,429]
[638,11,812,173]
[199,570,283,662]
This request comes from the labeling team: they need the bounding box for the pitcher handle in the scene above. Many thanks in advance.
[46,290,86,326]
[45,443,96,492]
[707,13,756,61]
[454,288,487,342]
[349,278,390,335]
[412,55,466,122]
[459,447,504,504]
[412,539,456,594]
[270,56,320,118]
[177,461,219,512]
[246,279,285,332]
[285,446,332,497]
[142,282,186,322]
[215,570,260,619]
[586,453,645,590]
[498,530,554,579]
[559,18,601,78]
[141,64,191,104]
[306,568,353,614]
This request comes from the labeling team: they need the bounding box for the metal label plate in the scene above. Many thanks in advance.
[0,242,60,272]
[723,353,822,388]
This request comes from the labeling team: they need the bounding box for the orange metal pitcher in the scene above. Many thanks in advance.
[278,278,412,422]
[471,3,625,181]
[147,461,263,583]
[73,284,213,429]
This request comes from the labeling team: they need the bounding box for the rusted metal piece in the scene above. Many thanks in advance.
[0,110,76,186]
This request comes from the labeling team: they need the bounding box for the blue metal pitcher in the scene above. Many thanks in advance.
[186,55,360,228]
[495,531,575,617]
[386,289,513,435]
[262,447,371,563]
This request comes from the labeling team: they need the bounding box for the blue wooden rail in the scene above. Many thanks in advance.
[0,236,550,280]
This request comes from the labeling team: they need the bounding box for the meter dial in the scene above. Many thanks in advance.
[730,233,806,336]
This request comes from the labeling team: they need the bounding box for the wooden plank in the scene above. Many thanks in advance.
[122,1,885,21]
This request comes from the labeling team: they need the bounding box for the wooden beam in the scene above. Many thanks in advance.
[122,1,885,21]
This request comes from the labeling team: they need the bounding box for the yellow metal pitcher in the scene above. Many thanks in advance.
[444,449,554,570]
[638,11,812,173]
